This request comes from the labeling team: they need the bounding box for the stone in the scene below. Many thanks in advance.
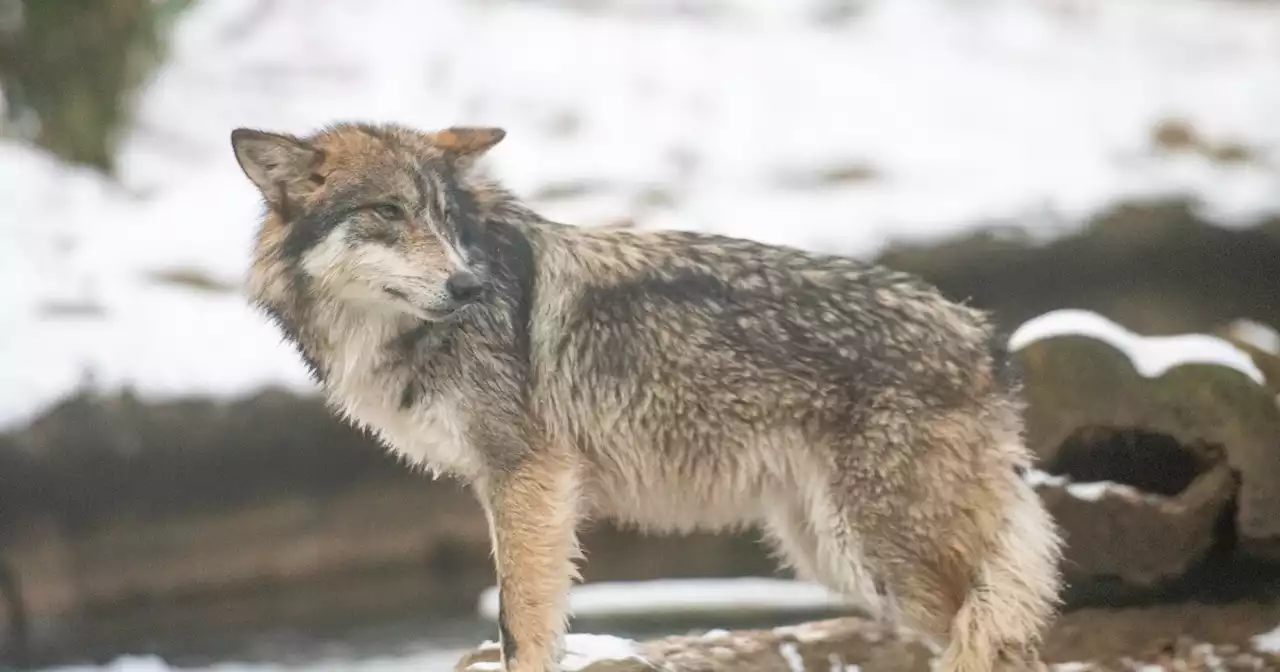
[453,616,1280,672]
[454,618,937,672]
[1010,310,1280,570]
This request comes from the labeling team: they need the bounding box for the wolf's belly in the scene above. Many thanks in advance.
[581,466,766,534]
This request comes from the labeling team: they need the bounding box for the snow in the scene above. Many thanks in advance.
[1227,318,1280,355]
[779,641,805,672]
[477,577,863,622]
[1008,309,1267,385]
[1024,468,1165,502]
[560,634,647,672]
[1251,623,1280,653]
[462,634,645,672]
[4,0,1280,431]
[829,655,861,672]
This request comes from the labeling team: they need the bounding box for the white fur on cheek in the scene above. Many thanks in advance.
[301,225,351,281]
[350,244,427,281]
[301,225,456,311]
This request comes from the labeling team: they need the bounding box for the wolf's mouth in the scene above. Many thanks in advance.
[424,304,471,321]
[383,286,470,321]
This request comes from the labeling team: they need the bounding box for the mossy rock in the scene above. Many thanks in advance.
[1010,310,1280,560]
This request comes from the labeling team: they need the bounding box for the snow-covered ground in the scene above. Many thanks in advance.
[476,577,865,623]
[4,0,1280,431]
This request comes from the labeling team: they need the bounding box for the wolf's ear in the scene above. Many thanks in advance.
[430,126,506,164]
[230,128,325,207]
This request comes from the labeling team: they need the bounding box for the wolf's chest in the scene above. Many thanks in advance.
[327,373,479,479]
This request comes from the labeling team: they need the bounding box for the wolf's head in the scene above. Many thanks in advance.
[231,122,506,323]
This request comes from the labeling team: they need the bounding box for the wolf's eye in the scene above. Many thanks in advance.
[373,203,405,221]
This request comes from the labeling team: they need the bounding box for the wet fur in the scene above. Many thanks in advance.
[231,122,1064,672]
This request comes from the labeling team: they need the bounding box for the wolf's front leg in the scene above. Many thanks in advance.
[482,447,582,672]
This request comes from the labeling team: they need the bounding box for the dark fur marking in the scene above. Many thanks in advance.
[279,187,368,262]
[447,173,484,252]
[573,267,883,393]
[273,182,294,222]
[497,594,517,663]
[411,167,431,216]
[354,123,401,149]
[483,219,537,380]
[399,380,422,409]
[391,322,434,356]
[349,225,400,246]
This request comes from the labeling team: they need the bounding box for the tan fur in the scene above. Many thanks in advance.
[481,443,583,671]
[229,121,1065,672]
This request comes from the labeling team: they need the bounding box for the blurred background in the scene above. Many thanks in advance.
[3,0,1280,670]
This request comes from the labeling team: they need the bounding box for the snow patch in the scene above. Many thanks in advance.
[1251,623,1280,653]
[828,653,861,672]
[1024,469,1147,503]
[779,641,805,672]
[561,634,647,672]
[477,577,861,622]
[1227,319,1280,356]
[1008,309,1266,385]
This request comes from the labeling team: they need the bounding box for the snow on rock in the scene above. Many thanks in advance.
[562,634,649,672]
[477,577,864,623]
[1226,319,1280,356]
[462,634,648,672]
[1251,623,1280,653]
[1008,309,1266,385]
[778,641,805,672]
[6,0,1280,432]
[1022,469,1142,503]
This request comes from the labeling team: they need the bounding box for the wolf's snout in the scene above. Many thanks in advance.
[446,271,485,303]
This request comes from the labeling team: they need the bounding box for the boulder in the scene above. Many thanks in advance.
[1026,464,1235,586]
[1009,309,1280,569]
[454,618,937,672]
[452,616,1280,672]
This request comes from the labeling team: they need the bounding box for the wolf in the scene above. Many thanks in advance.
[229,121,1063,672]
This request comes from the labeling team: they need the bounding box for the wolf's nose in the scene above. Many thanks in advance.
[446,271,485,302]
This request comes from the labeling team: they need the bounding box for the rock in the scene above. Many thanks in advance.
[452,616,1280,671]
[454,618,938,672]
[1027,464,1236,586]
[1009,309,1280,572]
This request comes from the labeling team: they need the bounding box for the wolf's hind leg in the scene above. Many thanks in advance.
[761,497,890,623]
[828,405,1062,672]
